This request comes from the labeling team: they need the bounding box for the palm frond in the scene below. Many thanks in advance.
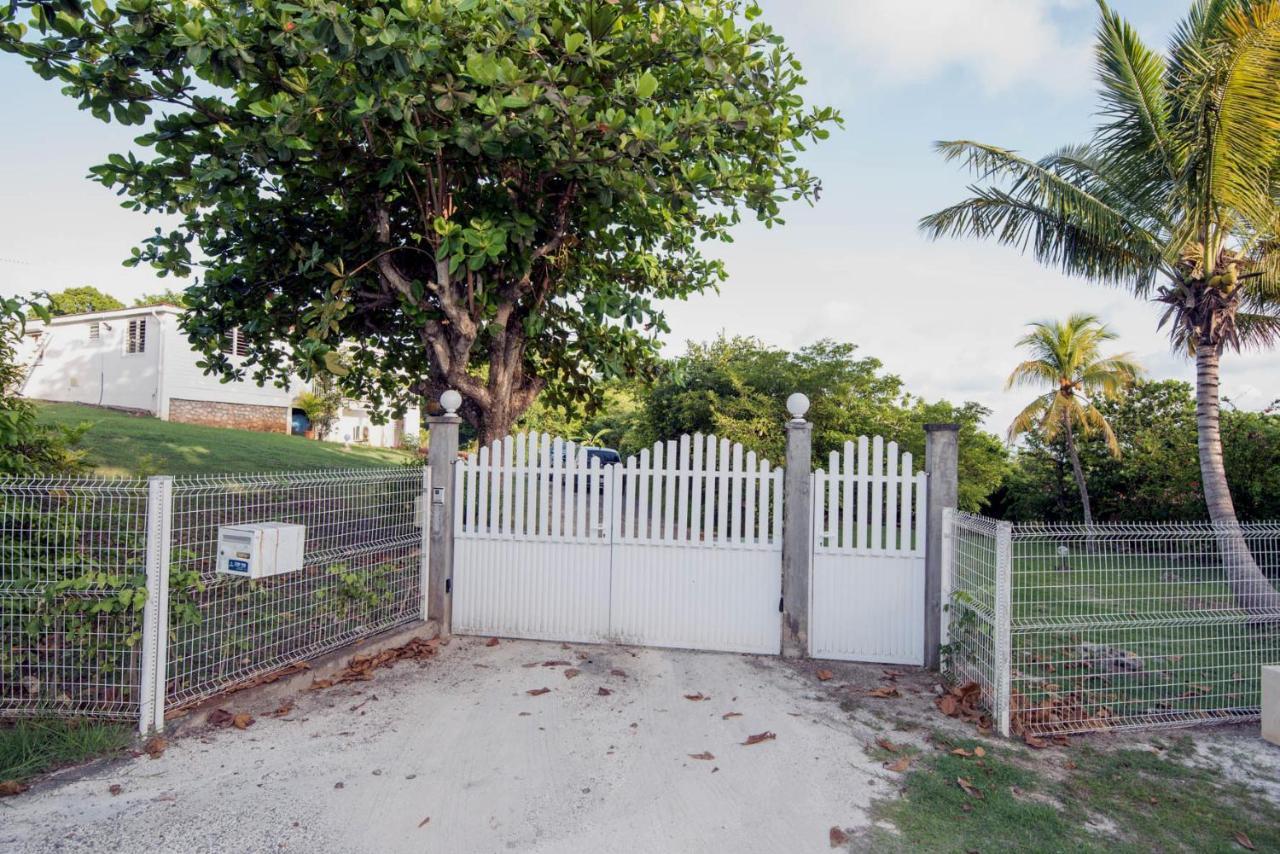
[921,142,1168,290]
[1007,393,1054,443]
[1207,2,1280,233]
[1094,1,1180,184]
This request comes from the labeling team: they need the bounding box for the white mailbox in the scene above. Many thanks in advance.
[216,522,306,579]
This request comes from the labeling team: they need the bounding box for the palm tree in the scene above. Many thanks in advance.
[921,0,1280,609]
[1006,315,1142,526]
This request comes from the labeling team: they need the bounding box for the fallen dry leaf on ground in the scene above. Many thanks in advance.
[816,669,834,682]
[867,687,900,699]
[1023,732,1050,749]
[722,711,742,720]
[143,736,167,758]
[742,731,777,746]
[310,679,335,690]
[419,816,431,828]
[271,702,293,718]
[884,755,912,773]
[957,777,983,799]
[974,746,986,757]
[207,709,234,727]
[542,660,571,667]
[597,687,612,696]
[485,637,500,647]
[683,692,709,702]
[527,687,551,696]
[563,668,581,679]
[109,784,123,796]
[829,827,849,848]
[232,713,254,730]
[610,668,628,678]
[951,748,973,757]
[688,752,715,761]
[0,780,29,797]
[1234,830,1256,850]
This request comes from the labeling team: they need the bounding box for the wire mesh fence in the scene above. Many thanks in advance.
[944,513,1280,738]
[1,467,430,730]
[165,468,427,712]
[0,477,150,721]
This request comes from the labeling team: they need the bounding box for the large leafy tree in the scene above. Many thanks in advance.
[921,0,1280,608]
[637,336,1009,511]
[1,0,837,444]
[1005,314,1141,527]
[45,286,124,316]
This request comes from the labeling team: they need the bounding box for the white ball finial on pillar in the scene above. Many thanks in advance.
[439,389,462,417]
[786,392,810,422]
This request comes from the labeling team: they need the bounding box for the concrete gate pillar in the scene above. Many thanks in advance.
[781,393,813,659]
[923,423,960,670]
[426,391,462,638]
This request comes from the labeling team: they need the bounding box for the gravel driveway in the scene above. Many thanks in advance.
[3,637,895,853]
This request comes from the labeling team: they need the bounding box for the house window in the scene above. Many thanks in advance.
[220,327,250,358]
[88,322,100,340]
[125,319,146,354]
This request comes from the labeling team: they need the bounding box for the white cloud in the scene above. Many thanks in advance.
[770,0,1094,96]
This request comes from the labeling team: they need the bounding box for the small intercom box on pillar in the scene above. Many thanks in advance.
[216,522,306,579]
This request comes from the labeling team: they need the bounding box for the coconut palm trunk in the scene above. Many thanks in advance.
[1061,414,1093,528]
[1196,342,1280,611]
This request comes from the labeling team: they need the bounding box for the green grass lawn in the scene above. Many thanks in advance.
[35,402,415,477]
[868,734,1280,853]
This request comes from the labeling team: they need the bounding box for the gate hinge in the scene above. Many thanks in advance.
[778,596,784,613]
[446,577,452,595]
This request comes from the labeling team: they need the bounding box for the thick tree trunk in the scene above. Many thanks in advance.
[1195,343,1280,611]
[1061,415,1093,528]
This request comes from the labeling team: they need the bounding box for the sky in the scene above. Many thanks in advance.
[0,0,1275,432]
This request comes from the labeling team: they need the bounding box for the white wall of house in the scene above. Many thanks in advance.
[325,404,421,450]
[20,307,166,413]
[19,306,296,419]
[19,304,419,448]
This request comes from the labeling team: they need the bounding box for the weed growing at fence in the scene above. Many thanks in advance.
[0,717,132,784]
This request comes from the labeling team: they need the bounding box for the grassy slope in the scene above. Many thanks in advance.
[36,402,414,477]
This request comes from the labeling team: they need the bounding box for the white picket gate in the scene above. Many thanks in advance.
[810,436,928,665]
[452,433,783,654]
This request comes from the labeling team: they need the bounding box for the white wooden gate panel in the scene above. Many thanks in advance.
[453,435,613,643]
[608,436,782,654]
[452,432,783,655]
[810,436,927,665]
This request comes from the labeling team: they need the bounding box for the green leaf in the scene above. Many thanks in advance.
[565,32,585,54]
[635,71,658,100]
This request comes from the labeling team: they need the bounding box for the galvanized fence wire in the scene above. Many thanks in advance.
[946,515,1280,738]
[0,476,150,721]
[1008,522,1280,736]
[943,512,1002,725]
[165,468,425,710]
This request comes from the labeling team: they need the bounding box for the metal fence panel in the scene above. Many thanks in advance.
[1008,521,1280,736]
[942,512,1002,728]
[946,514,1280,738]
[0,476,150,721]
[164,468,425,711]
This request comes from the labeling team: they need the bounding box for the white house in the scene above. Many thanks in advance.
[18,304,419,449]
